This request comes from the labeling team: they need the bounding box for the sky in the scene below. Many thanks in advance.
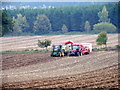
[1,0,120,2]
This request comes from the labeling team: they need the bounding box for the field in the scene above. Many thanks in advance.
[1,34,119,88]
[0,34,118,51]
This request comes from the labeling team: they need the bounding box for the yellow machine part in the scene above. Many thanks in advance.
[59,52,64,57]
[61,52,64,56]
[59,53,62,57]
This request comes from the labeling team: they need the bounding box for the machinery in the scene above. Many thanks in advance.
[51,45,65,57]
[64,41,91,56]
[69,44,82,56]
[81,43,92,52]
[51,41,91,57]
[80,44,90,55]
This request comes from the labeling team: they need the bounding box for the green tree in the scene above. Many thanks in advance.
[93,22,116,33]
[4,3,118,35]
[84,21,91,33]
[38,39,51,51]
[0,25,2,36]
[62,24,68,33]
[96,32,108,48]
[98,6,110,23]
[33,14,51,34]
[13,14,29,33]
[93,5,116,33]
[1,11,13,36]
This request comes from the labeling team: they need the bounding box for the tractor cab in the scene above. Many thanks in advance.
[53,45,62,51]
[51,45,64,57]
[72,45,80,50]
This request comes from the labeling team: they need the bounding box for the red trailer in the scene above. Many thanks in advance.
[80,44,90,55]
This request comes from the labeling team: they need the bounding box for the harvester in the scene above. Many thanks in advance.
[51,45,65,57]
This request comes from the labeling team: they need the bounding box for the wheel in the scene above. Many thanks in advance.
[65,52,68,56]
[77,52,80,56]
[61,52,65,57]
[80,52,82,56]
[68,53,71,56]
[59,52,62,57]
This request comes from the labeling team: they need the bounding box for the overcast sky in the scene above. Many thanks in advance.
[1,0,120,2]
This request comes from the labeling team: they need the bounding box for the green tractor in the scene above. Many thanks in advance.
[51,45,65,57]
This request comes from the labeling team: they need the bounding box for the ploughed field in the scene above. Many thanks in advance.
[2,52,61,70]
[3,64,119,88]
[2,50,119,88]
[1,34,119,88]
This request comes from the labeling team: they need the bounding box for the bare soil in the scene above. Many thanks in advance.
[2,53,62,70]
[2,50,119,88]
[3,64,119,88]
[1,34,119,88]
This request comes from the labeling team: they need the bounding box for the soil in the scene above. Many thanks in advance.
[1,34,118,51]
[2,53,62,70]
[3,65,119,88]
[2,50,119,88]
[1,34,119,88]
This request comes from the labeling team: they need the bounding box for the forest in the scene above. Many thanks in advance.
[1,2,119,36]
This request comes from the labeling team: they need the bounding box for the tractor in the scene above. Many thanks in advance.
[51,45,65,57]
[69,44,82,56]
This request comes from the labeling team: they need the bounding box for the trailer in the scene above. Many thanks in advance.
[81,43,92,52]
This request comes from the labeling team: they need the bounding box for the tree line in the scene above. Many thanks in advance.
[1,3,119,36]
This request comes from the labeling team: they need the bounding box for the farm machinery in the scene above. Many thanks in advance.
[51,45,65,57]
[69,44,83,56]
[51,41,92,57]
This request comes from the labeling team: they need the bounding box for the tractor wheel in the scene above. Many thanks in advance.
[77,52,80,56]
[59,52,62,57]
[61,52,65,57]
[51,53,53,57]
[80,52,83,56]
[65,52,68,56]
